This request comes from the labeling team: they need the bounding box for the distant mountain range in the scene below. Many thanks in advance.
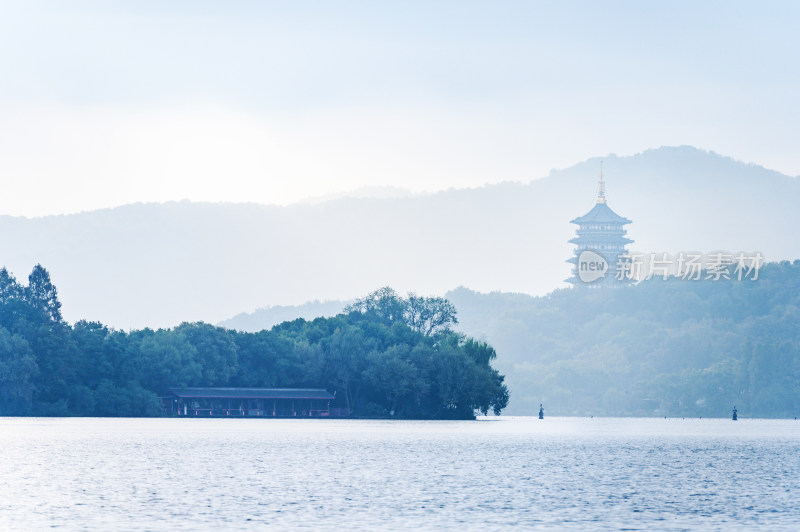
[2,145,798,329]
[219,300,349,331]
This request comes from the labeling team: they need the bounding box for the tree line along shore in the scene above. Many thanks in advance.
[0,269,508,419]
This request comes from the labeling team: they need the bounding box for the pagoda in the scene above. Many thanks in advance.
[566,165,633,286]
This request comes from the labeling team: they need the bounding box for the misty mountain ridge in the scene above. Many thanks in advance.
[2,145,798,329]
[219,300,350,332]
[296,185,419,205]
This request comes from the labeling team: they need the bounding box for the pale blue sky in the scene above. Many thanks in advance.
[1,1,798,215]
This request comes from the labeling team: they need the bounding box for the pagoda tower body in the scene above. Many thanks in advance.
[567,168,633,287]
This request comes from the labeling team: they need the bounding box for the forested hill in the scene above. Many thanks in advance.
[220,262,800,419]
[448,261,800,418]
[0,270,508,419]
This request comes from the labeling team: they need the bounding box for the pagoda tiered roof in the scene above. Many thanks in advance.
[570,202,631,225]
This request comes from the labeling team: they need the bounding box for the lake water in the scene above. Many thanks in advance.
[1,417,798,530]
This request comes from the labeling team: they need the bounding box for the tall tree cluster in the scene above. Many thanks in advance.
[0,271,508,419]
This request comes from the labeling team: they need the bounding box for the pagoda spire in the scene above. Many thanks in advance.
[596,161,607,204]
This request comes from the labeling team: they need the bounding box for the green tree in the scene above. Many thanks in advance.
[345,286,407,325]
[135,329,201,393]
[0,327,38,415]
[406,294,458,336]
[321,325,373,413]
[175,322,239,386]
[362,344,426,415]
[25,264,62,323]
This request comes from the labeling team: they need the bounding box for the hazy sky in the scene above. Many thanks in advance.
[2,1,798,217]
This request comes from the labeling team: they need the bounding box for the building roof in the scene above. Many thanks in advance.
[168,387,334,400]
[570,202,632,225]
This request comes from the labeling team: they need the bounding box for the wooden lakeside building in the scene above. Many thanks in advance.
[162,387,348,417]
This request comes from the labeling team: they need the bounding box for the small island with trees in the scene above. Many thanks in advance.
[0,266,509,419]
